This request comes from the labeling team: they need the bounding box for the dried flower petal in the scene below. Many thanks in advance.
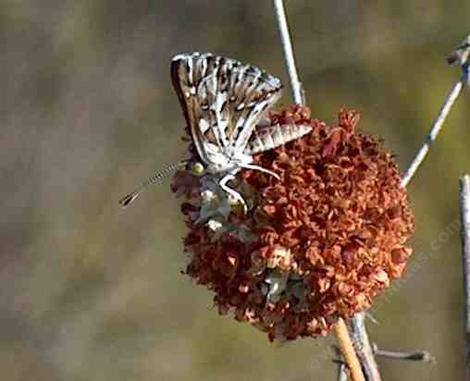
[172,105,414,341]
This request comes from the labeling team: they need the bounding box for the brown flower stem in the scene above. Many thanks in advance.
[334,318,366,381]
[459,175,470,378]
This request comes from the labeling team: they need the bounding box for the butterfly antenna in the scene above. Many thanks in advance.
[119,162,185,208]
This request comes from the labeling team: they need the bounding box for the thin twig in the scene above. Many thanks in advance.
[401,79,465,187]
[459,175,470,378]
[272,0,304,104]
[348,314,382,381]
[375,349,434,363]
[401,33,470,187]
[334,318,366,381]
[447,34,470,66]
[348,34,470,381]
[332,346,349,381]
[272,2,366,379]
[337,362,348,381]
[372,344,434,363]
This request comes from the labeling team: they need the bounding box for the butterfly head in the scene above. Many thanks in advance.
[190,161,205,175]
[197,160,234,175]
[188,152,254,177]
[189,160,234,176]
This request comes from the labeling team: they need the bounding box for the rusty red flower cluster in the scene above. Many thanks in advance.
[172,105,414,341]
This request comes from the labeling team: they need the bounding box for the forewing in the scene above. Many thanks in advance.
[197,60,283,157]
[171,52,283,165]
[171,52,224,165]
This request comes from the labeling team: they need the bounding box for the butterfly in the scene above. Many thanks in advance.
[119,52,311,210]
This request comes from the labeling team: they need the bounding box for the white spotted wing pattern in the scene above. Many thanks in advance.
[119,52,311,209]
[172,52,285,173]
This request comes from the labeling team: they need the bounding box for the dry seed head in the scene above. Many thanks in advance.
[172,105,414,341]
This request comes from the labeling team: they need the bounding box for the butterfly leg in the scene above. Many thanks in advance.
[239,163,280,180]
[219,173,248,213]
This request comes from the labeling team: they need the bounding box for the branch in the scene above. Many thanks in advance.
[401,33,470,188]
[272,0,304,105]
[272,2,365,380]
[348,314,382,381]
[337,362,348,381]
[349,33,470,381]
[372,345,434,363]
[460,175,470,377]
[400,78,465,187]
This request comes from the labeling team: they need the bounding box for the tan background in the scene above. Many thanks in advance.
[2,1,470,380]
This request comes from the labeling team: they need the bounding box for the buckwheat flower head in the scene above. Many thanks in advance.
[172,105,414,341]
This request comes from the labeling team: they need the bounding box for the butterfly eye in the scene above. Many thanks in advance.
[191,162,205,175]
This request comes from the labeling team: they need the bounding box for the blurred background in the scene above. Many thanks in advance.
[1,1,470,380]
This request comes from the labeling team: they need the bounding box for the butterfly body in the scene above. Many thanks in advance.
[201,144,253,174]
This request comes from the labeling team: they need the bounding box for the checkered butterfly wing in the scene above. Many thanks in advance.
[171,53,283,168]
[119,53,312,208]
